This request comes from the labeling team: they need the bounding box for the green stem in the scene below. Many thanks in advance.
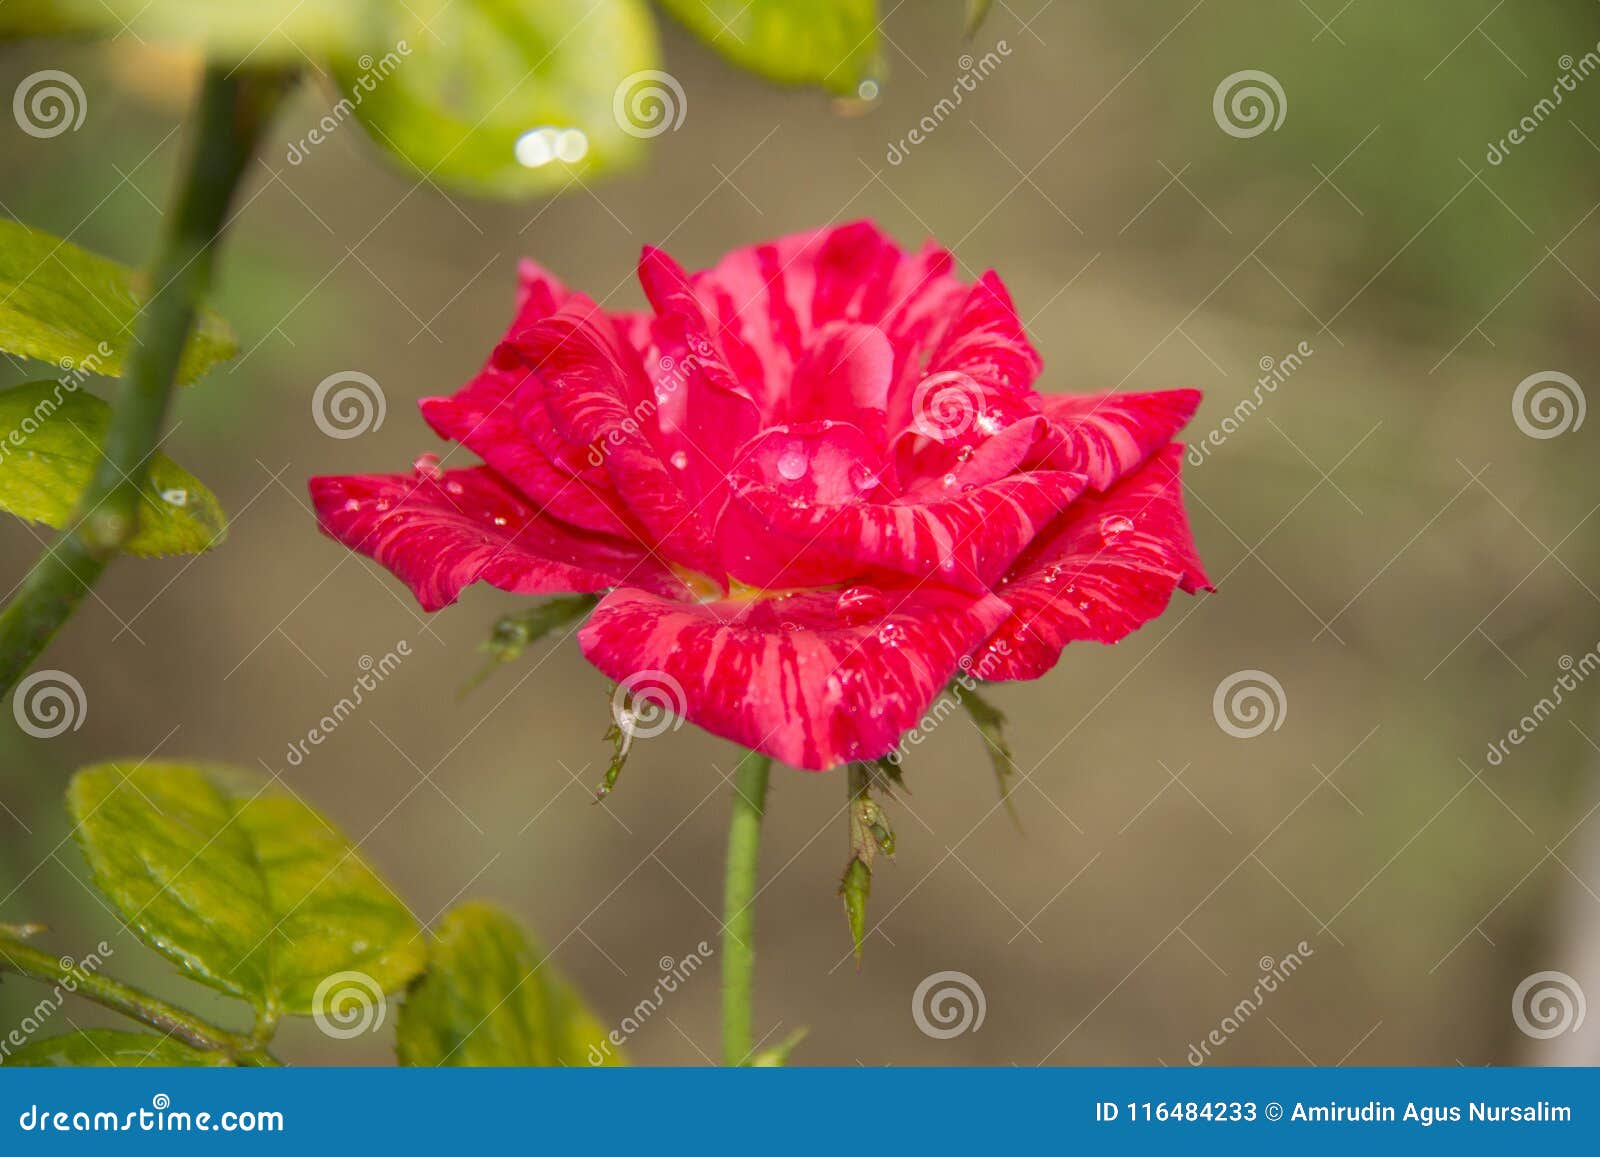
[721,748,773,1066]
[0,936,278,1065]
[0,65,285,697]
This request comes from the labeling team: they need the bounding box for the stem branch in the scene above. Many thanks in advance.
[0,65,283,696]
[721,748,773,1066]
[0,936,277,1064]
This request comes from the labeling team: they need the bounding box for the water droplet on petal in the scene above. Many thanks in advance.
[412,452,443,480]
[776,445,808,481]
[670,450,689,469]
[852,463,879,491]
[160,488,187,507]
[1099,514,1135,542]
[835,585,888,624]
[941,472,959,489]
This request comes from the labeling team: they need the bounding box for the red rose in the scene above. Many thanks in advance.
[310,222,1210,770]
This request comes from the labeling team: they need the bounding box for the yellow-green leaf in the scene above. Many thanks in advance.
[0,220,235,384]
[2,1030,230,1067]
[332,0,658,198]
[657,0,879,93]
[67,762,426,1021]
[397,902,620,1066]
[2,1,379,59]
[0,381,226,556]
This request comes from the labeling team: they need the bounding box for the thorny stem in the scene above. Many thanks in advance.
[0,65,285,697]
[721,748,773,1065]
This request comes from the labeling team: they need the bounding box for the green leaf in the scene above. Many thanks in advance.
[67,761,426,1021]
[0,220,236,384]
[331,0,659,198]
[2,1030,231,1068]
[839,856,870,964]
[958,682,1022,830]
[657,0,880,93]
[963,0,993,37]
[0,381,227,556]
[462,594,597,696]
[0,1,377,59]
[397,902,620,1066]
[750,1026,808,1067]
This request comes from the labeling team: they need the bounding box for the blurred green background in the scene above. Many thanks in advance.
[4,0,1600,1065]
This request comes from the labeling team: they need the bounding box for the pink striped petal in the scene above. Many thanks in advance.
[973,445,1212,680]
[310,467,680,612]
[578,583,1012,770]
[520,300,722,576]
[1033,389,1202,491]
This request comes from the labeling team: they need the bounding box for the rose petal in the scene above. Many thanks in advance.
[522,299,723,576]
[578,583,1012,770]
[310,467,679,612]
[972,445,1212,680]
[1033,388,1202,491]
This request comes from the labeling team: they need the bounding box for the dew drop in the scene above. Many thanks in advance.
[412,452,443,480]
[941,472,959,489]
[670,450,689,469]
[776,445,808,481]
[160,488,188,507]
[1099,514,1135,542]
[835,585,888,624]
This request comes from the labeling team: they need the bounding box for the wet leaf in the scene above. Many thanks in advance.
[331,0,658,198]
[397,902,619,1066]
[67,761,426,1020]
[0,219,235,384]
[0,382,227,556]
[657,0,879,94]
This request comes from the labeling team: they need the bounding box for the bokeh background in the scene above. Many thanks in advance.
[4,1,1600,1066]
